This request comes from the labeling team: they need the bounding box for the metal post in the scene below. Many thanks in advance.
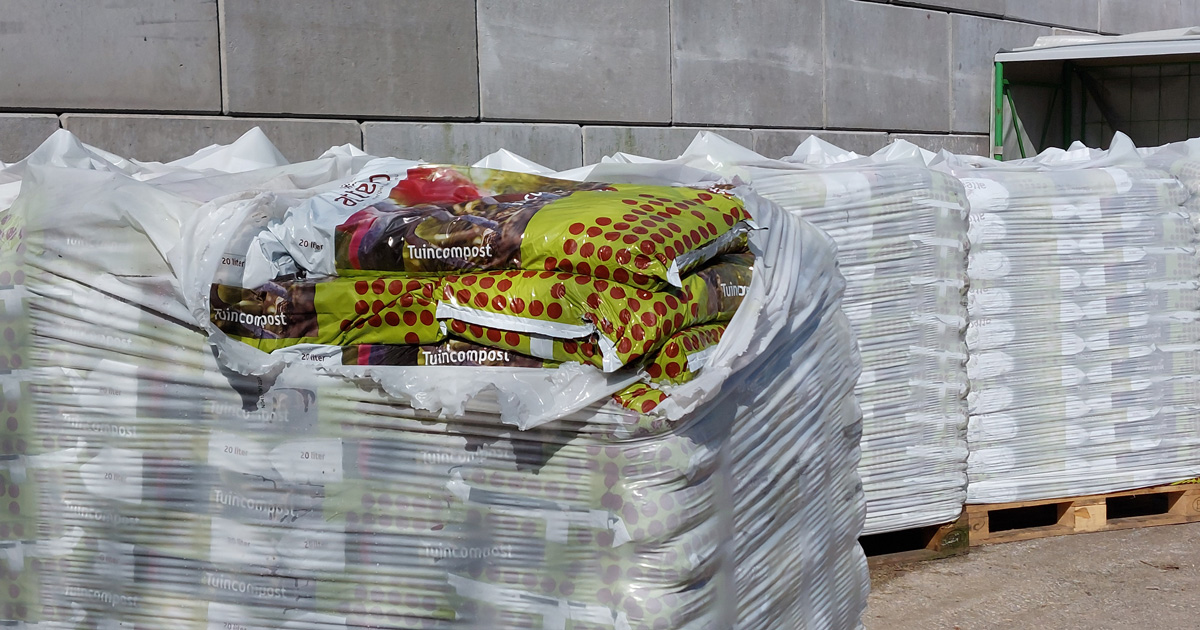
[994,61,1005,160]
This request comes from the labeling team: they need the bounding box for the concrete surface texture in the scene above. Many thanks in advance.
[1,0,1198,163]
[865,522,1200,630]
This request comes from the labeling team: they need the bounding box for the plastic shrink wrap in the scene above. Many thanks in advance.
[3,132,867,629]
[592,133,969,537]
[950,133,1200,504]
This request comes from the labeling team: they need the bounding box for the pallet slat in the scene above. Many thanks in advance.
[967,484,1200,546]
[863,511,970,567]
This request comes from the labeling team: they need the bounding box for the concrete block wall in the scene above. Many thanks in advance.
[0,0,1195,165]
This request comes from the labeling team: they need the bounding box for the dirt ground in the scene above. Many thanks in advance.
[863,522,1200,630]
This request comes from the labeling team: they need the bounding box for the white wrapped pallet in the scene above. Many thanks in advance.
[951,133,1200,504]
[597,133,969,537]
[10,144,866,629]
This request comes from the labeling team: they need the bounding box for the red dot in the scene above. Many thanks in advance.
[670,224,683,234]
[637,289,653,299]
[487,329,503,343]
[469,324,484,337]
[463,276,477,286]
[595,266,610,280]
[355,301,369,315]
[386,312,401,326]
[614,269,630,284]
[640,204,655,212]
[634,254,651,270]
[540,271,556,279]
[641,399,657,414]
[456,289,471,304]
[480,277,496,289]
[597,216,613,226]
[609,286,626,300]
[547,303,563,319]
[619,309,632,324]
[698,192,713,201]
[451,320,467,333]
[355,281,369,295]
[617,338,632,354]
[372,279,386,294]
[648,364,662,379]
[576,262,592,275]
[689,229,702,243]
[569,223,586,235]
[551,283,567,299]
[559,260,574,273]
[707,222,718,234]
[691,303,700,317]
[666,362,681,378]
[622,199,637,206]
[372,300,385,313]
[420,310,435,325]
[504,332,521,346]
[674,313,685,328]
[580,242,595,257]
[664,246,676,258]
[641,312,658,327]
[587,293,602,309]
[340,320,352,331]
[574,275,590,285]
[530,301,545,316]
[587,227,603,238]
[598,246,613,261]
[616,249,632,265]
[594,280,609,291]
[633,226,648,235]
[423,285,434,298]
[624,213,640,222]
[492,295,507,310]
[691,210,707,221]
[724,214,736,226]
[511,298,526,313]
[654,302,668,316]
[498,279,512,292]
[582,343,595,357]
[544,257,558,270]
[369,315,383,327]
[563,239,578,255]
[614,222,630,231]
[604,232,620,242]
[564,340,578,353]
[628,298,641,311]
[666,343,679,358]
[683,337,695,352]
[622,234,638,245]
[698,226,710,239]
[405,332,420,344]
[400,294,415,307]
[388,280,403,294]
[407,280,422,292]
[403,311,417,326]
[473,293,489,308]
[632,324,645,341]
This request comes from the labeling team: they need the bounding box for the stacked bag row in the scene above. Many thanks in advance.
[0,131,867,630]
[950,134,1200,503]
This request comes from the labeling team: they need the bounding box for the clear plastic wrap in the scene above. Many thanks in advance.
[951,133,1200,504]
[8,134,867,630]
[592,133,969,537]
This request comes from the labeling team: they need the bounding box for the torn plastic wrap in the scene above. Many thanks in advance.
[953,133,1200,504]
[14,141,866,630]
[606,132,969,536]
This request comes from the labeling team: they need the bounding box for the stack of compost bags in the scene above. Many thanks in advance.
[953,133,1200,504]
[596,133,969,536]
[7,134,867,629]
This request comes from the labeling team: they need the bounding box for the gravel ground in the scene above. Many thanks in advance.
[864,522,1200,630]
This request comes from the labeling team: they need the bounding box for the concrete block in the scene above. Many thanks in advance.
[952,15,1050,133]
[826,1,952,132]
[583,127,752,163]
[890,133,991,156]
[0,115,61,163]
[478,0,670,123]
[362,122,583,171]
[223,0,477,118]
[1099,0,1195,35]
[899,0,1006,17]
[0,0,220,111]
[60,115,361,164]
[672,0,823,127]
[751,129,890,159]
[1005,0,1099,32]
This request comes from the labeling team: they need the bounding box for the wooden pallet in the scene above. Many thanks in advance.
[862,511,969,567]
[967,483,1200,546]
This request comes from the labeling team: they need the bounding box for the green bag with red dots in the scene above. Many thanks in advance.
[438,254,753,371]
[209,277,444,354]
[251,163,755,291]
